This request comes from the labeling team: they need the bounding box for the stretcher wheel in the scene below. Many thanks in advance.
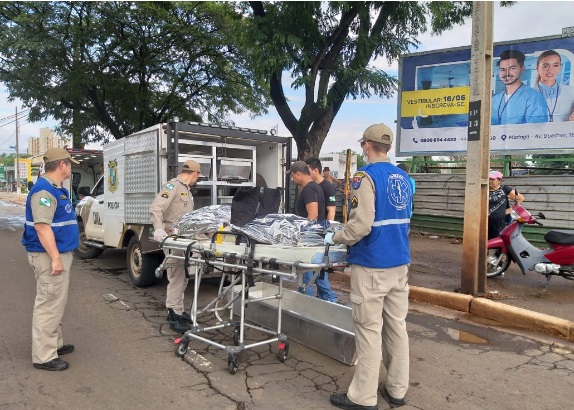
[277,341,289,362]
[228,353,239,374]
[174,338,189,357]
[233,326,240,346]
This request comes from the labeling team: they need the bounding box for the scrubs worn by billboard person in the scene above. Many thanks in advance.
[149,160,201,333]
[534,49,574,122]
[22,148,80,371]
[491,49,548,125]
[325,124,412,410]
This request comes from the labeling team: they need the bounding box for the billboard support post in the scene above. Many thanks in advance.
[460,2,493,295]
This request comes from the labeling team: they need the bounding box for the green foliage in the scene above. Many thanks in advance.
[0,152,27,166]
[530,154,574,175]
[356,153,366,169]
[243,1,475,159]
[0,1,270,145]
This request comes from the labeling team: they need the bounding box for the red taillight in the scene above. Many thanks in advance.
[174,337,182,344]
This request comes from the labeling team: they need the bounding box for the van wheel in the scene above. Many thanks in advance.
[73,222,104,259]
[127,236,162,287]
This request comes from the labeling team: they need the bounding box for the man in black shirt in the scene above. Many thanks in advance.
[303,158,339,303]
[305,158,337,221]
[288,160,338,302]
[289,160,325,220]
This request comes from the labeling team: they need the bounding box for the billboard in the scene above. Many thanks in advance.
[397,34,574,156]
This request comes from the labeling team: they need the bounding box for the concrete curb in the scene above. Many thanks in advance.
[410,286,574,342]
[332,270,574,342]
[409,286,473,313]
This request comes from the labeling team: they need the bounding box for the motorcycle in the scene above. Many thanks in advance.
[487,203,574,285]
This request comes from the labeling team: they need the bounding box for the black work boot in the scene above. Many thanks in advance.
[56,344,75,355]
[379,385,405,408]
[33,358,69,371]
[167,308,191,323]
[169,318,190,334]
[330,393,378,410]
[167,309,190,333]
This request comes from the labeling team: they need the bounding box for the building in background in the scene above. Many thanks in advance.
[319,152,357,180]
[27,127,67,156]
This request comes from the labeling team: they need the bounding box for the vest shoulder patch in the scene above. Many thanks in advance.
[352,172,366,190]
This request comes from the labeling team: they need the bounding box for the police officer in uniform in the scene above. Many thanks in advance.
[149,160,201,333]
[326,124,412,409]
[22,148,80,371]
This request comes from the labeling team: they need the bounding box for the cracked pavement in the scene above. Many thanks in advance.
[87,254,574,410]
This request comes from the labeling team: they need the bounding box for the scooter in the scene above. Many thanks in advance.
[487,203,574,286]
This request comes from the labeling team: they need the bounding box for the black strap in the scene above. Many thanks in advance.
[184,241,196,279]
[246,242,256,287]
[268,258,279,270]
[319,244,330,280]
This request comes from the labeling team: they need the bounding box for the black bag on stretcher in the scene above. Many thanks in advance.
[230,186,282,227]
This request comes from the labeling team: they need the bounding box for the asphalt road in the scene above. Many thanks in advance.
[2,197,574,409]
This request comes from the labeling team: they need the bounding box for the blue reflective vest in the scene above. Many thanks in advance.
[22,177,79,253]
[348,162,412,268]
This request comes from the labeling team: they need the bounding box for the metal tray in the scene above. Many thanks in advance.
[231,282,356,365]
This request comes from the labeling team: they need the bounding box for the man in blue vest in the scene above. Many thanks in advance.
[326,123,412,409]
[22,147,80,371]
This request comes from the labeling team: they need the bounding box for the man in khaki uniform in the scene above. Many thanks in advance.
[149,160,201,333]
[22,148,80,371]
[326,124,413,409]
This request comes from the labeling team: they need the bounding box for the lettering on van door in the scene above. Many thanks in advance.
[107,201,120,209]
[93,212,102,226]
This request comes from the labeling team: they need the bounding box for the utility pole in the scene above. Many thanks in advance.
[460,2,493,295]
[15,107,21,200]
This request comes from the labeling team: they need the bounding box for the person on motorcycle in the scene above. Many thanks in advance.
[488,170,525,239]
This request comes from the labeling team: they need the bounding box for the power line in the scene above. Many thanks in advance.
[0,114,29,128]
[0,109,30,125]
[0,130,16,146]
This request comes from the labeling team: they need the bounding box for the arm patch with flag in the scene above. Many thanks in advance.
[39,197,52,207]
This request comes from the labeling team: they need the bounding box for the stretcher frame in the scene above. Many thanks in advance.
[157,231,347,374]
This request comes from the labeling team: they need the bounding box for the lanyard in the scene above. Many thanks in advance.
[538,83,559,122]
[497,84,523,124]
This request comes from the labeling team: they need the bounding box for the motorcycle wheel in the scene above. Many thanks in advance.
[487,248,511,278]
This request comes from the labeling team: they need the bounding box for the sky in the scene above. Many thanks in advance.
[1,1,573,162]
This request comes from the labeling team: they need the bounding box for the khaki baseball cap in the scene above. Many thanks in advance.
[359,123,394,145]
[43,148,79,164]
[182,160,201,173]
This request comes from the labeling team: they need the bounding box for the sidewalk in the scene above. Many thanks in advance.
[0,191,27,205]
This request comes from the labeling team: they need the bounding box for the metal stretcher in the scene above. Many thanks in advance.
[157,231,348,374]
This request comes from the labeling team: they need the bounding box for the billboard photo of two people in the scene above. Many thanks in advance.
[398,35,574,155]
